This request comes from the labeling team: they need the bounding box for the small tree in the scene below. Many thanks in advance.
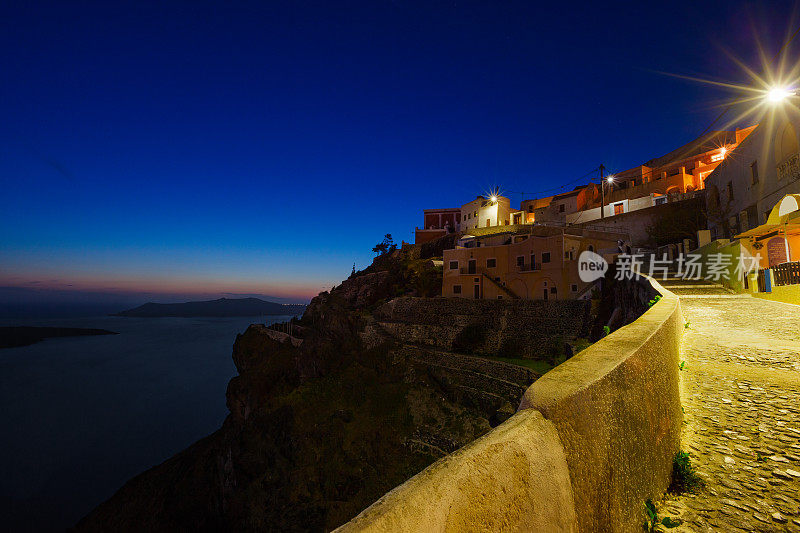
[372,234,395,255]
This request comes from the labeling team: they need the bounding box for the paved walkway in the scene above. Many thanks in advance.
[656,279,800,532]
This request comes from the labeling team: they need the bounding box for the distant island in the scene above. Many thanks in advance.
[0,326,118,349]
[113,297,306,318]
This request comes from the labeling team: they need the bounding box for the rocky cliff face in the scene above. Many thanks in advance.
[75,243,535,531]
[75,242,549,532]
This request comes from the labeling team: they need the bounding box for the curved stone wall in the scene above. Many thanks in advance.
[520,276,683,531]
[336,276,683,533]
[335,409,577,532]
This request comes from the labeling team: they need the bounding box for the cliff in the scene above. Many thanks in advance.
[74,237,589,532]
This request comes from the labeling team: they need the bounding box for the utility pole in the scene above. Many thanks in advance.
[599,164,606,220]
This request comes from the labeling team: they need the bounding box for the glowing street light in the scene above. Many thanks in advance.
[606,175,615,184]
[490,195,497,202]
[767,86,795,103]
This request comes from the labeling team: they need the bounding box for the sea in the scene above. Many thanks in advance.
[0,314,295,532]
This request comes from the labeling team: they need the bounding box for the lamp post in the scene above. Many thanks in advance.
[600,165,605,219]
[599,165,615,220]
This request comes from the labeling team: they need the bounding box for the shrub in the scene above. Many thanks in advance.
[668,451,704,494]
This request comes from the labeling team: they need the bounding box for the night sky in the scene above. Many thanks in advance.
[1,1,797,304]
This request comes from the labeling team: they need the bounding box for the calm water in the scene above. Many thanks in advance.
[0,314,293,532]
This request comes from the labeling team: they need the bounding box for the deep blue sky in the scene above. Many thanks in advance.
[1,1,796,303]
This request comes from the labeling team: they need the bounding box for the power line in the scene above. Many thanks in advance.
[504,166,599,199]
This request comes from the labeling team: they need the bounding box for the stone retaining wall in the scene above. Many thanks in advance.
[376,297,590,359]
[336,276,683,533]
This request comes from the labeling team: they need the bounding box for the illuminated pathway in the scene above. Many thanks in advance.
[657,279,800,532]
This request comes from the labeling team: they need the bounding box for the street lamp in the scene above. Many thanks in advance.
[599,165,614,220]
[767,86,796,103]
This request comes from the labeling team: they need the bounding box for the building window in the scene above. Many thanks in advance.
[542,252,551,263]
[614,203,624,215]
[516,256,524,267]
[528,205,534,213]
[497,295,503,299]
[550,287,557,294]
[751,161,759,184]
[588,245,594,252]
[559,204,565,213]
[449,261,458,270]
[486,258,497,268]
[727,181,734,201]
[453,285,462,294]
[571,284,578,292]
[473,277,480,283]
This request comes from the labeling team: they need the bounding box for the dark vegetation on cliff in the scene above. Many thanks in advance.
[74,234,612,532]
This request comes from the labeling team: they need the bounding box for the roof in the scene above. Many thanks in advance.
[523,196,553,209]
[423,207,461,213]
[552,189,582,200]
[643,130,738,168]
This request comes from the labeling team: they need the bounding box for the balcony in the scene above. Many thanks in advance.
[777,153,800,182]
[516,263,542,272]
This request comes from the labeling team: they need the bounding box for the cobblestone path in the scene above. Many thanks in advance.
[655,279,800,532]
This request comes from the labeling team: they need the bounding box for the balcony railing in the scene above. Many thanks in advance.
[777,153,800,182]
[516,263,542,272]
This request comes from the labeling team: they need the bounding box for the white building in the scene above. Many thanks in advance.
[460,195,516,231]
[705,115,800,239]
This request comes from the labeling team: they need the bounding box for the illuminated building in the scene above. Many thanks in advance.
[442,227,627,300]
[460,194,516,232]
[705,118,800,239]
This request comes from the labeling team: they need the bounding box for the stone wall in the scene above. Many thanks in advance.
[335,409,577,533]
[336,276,683,533]
[375,297,591,359]
[576,196,704,246]
[519,275,684,532]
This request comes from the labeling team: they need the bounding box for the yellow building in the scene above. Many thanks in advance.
[737,194,800,267]
[442,227,627,300]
